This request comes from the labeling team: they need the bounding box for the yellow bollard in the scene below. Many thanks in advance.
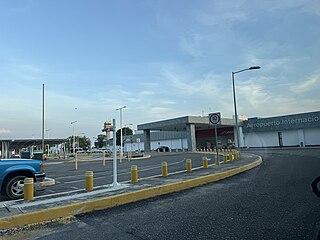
[24,178,34,201]
[223,153,228,163]
[131,165,138,183]
[86,171,94,191]
[202,156,208,169]
[186,159,192,172]
[162,162,168,177]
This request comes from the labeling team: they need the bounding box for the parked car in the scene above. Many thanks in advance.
[0,158,53,200]
[156,146,170,152]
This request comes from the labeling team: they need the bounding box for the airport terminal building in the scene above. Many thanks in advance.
[242,111,320,148]
[124,111,320,151]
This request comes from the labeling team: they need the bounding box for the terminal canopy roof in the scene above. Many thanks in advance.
[0,139,67,150]
[137,116,235,132]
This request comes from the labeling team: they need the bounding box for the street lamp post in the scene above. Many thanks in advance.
[42,84,45,154]
[116,106,127,161]
[70,121,77,156]
[232,66,260,150]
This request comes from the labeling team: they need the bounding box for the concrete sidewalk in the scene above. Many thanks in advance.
[0,152,262,231]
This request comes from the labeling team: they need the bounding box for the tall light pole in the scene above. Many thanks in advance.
[71,121,77,156]
[232,66,260,150]
[42,84,45,154]
[116,105,127,160]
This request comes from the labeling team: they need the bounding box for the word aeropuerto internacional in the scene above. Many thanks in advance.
[247,116,320,128]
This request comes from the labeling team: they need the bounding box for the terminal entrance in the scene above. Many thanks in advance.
[138,116,236,152]
[196,127,234,150]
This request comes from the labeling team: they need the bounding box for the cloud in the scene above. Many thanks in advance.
[302,1,320,16]
[138,82,160,87]
[139,91,155,96]
[180,35,203,57]
[163,70,223,96]
[233,71,320,118]
[290,73,320,93]
[0,2,33,13]
[195,0,248,26]
[0,128,12,134]
[245,54,307,73]
[265,0,320,16]
[149,107,176,120]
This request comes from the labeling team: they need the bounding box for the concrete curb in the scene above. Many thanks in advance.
[0,156,262,230]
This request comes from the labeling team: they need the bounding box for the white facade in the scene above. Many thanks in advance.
[304,128,320,146]
[243,132,278,148]
[242,111,320,148]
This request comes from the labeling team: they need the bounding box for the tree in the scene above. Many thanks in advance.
[77,136,91,149]
[66,136,91,150]
[96,134,106,148]
[66,136,73,151]
[116,127,133,146]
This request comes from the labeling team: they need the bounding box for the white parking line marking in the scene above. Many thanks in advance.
[45,162,64,165]
[64,176,105,184]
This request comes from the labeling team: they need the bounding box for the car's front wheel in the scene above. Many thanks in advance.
[4,175,28,200]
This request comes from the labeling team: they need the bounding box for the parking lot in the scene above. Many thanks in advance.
[33,152,211,199]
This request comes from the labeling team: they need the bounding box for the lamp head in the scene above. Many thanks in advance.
[249,66,261,70]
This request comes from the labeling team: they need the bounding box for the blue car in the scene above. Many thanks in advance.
[0,159,46,200]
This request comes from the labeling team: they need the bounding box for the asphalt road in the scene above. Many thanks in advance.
[3,149,320,240]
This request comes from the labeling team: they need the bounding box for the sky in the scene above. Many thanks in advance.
[0,0,319,141]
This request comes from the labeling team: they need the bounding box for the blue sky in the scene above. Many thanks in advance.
[0,0,319,141]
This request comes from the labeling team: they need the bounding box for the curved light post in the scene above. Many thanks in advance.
[116,106,127,161]
[232,66,260,150]
[70,121,77,156]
